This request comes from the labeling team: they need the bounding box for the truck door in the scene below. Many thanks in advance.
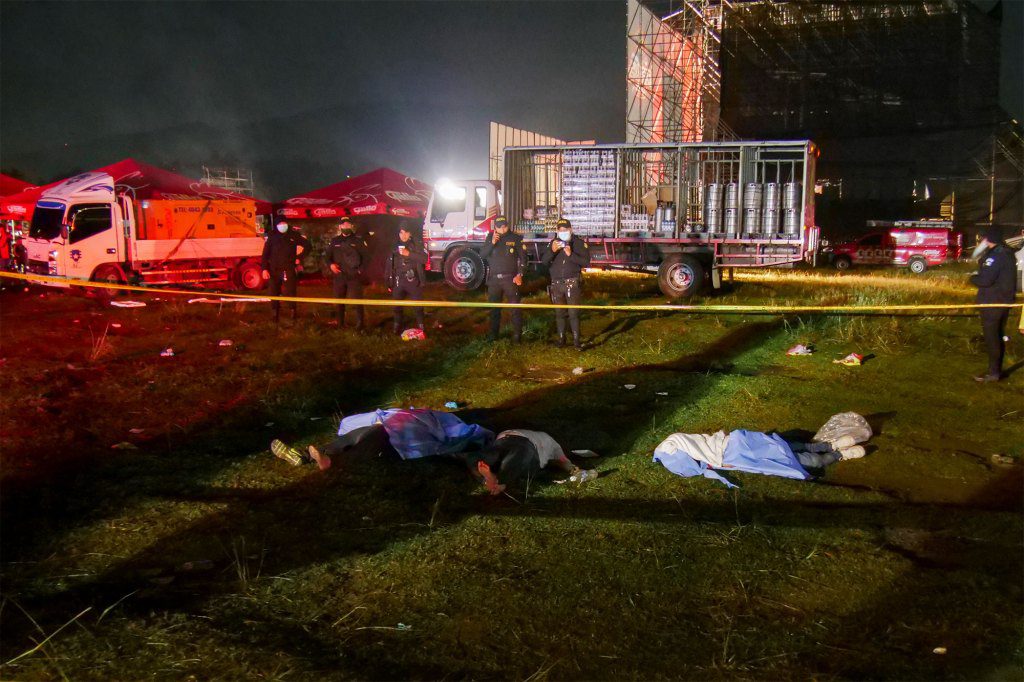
[468,182,498,238]
[65,202,119,278]
[856,233,885,264]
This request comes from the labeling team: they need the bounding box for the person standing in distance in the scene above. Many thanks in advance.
[262,220,311,324]
[385,223,426,334]
[323,217,368,330]
[541,218,590,350]
[970,227,1017,382]
[479,215,527,342]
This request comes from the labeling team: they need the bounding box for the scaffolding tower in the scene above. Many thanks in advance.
[627,0,1000,144]
[202,167,256,197]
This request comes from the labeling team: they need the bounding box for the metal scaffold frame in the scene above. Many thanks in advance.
[626,0,731,144]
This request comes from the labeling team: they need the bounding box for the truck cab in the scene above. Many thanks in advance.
[422,179,501,289]
[25,172,127,283]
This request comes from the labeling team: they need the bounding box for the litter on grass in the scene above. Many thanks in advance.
[834,352,864,366]
[110,301,146,308]
[401,328,426,341]
[159,348,174,357]
[571,449,600,458]
[218,339,233,347]
[786,343,814,356]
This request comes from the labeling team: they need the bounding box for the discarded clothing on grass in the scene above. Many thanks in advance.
[654,430,810,488]
[813,412,872,447]
[337,408,493,460]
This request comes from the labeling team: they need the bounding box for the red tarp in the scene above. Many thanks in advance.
[0,159,272,220]
[0,173,34,198]
[279,167,432,220]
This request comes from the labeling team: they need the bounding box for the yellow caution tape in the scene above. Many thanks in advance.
[1,270,1020,315]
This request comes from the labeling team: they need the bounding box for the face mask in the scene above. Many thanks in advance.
[276,224,288,234]
[971,241,989,259]
[557,231,571,242]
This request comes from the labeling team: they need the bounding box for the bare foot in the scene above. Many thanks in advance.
[308,445,332,471]
[477,461,505,495]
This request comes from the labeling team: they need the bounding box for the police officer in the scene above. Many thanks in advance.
[541,218,590,349]
[261,220,310,323]
[970,227,1017,382]
[323,217,368,330]
[385,223,426,333]
[479,215,527,342]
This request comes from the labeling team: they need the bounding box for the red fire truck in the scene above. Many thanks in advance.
[826,221,963,274]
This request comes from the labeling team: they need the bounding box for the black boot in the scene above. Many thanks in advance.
[556,334,566,348]
[573,333,583,350]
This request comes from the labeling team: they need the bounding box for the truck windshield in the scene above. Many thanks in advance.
[29,205,65,240]
[431,187,466,222]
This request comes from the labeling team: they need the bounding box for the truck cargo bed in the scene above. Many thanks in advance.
[132,237,265,263]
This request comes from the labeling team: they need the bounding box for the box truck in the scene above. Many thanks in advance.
[24,172,267,289]
[423,140,818,298]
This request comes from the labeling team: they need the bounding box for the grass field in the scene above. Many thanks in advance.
[1,264,1021,680]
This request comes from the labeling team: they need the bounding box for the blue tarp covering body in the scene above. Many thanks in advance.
[338,409,494,460]
[653,429,811,488]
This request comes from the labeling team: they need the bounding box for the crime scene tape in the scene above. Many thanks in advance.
[1,271,1021,315]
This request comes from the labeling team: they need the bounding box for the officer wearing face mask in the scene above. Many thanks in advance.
[541,218,590,349]
[385,223,427,333]
[479,215,527,342]
[969,227,1017,382]
[323,217,368,330]
[262,220,311,323]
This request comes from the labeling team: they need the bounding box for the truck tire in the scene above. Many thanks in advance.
[833,255,852,271]
[658,254,704,299]
[235,261,265,290]
[90,264,125,298]
[908,256,927,274]
[444,247,485,291]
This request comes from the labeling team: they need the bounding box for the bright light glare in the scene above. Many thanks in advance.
[436,178,466,201]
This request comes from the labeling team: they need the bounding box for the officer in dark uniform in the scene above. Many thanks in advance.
[970,227,1017,382]
[323,217,368,330]
[479,215,527,342]
[262,220,310,323]
[541,218,590,349]
[385,224,426,333]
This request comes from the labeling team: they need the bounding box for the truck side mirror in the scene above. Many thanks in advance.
[60,222,70,240]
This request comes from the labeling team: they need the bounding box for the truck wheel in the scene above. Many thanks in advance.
[908,257,927,274]
[444,247,485,291]
[833,255,852,271]
[658,255,704,299]
[235,261,265,290]
[90,265,125,297]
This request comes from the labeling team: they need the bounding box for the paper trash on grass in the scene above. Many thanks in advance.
[655,392,668,396]
[401,328,426,341]
[129,428,145,434]
[160,348,175,357]
[833,352,864,366]
[571,449,600,458]
[110,301,146,308]
[218,339,233,347]
[111,441,139,450]
[623,384,637,390]
[786,344,814,356]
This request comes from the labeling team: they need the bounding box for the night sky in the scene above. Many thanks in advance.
[1,1,1019,200]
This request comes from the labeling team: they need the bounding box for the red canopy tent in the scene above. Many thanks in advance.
[0,174,34,197]
[278,167,432,219]
[0,159,272,221]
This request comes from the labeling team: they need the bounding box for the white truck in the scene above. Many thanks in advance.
[24,172,267,289]
[423,140,818,298]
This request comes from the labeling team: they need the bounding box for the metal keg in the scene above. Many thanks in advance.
[723,182,739,236]
[782,182,801,236]
[743,182,763,234]
[762,182,780,233]
[704,183,723,233]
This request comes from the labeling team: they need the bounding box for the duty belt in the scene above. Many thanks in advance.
[551,276,579,283]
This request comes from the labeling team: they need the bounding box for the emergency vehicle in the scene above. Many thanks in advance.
[826,221,962,274]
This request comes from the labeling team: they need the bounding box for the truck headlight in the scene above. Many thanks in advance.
[48,250,59,260]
